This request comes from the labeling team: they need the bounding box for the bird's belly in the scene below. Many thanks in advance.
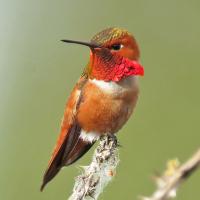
[77,78,139,134]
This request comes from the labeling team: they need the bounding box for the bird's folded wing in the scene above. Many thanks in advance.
[41,76,94,191]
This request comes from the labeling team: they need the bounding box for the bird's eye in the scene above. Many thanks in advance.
[111,44,123,51]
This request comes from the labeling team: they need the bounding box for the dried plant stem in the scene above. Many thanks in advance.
[69,134,119,200]
[68,135,200,200]
[142,149,200,200]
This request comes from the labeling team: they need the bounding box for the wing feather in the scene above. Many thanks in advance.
[40,76,94,191]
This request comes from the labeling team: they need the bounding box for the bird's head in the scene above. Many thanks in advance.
[62,27,144,82]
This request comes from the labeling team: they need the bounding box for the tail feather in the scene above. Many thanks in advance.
[40,125,95,191]
[64,136,94,165]
[40,140,66,191]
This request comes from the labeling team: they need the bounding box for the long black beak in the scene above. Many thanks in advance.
[61,39,100,49]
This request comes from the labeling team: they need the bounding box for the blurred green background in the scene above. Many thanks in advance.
[1,0,200,199]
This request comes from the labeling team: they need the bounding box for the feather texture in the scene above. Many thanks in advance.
[40,76,91,191]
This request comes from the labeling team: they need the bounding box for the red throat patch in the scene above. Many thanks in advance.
[111,57,144,82]
[90,49,144,82]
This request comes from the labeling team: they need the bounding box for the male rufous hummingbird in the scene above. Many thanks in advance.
[41,27,144,191]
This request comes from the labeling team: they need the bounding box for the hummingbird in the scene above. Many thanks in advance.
[40,27,144,191]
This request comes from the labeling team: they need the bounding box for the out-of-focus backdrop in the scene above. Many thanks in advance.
[1,0,200,199]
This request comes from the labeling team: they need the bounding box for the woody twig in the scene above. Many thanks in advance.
[141,149,200,200]
[69,134,119,200]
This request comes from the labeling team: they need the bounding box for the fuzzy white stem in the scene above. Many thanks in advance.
[69,134,119,200]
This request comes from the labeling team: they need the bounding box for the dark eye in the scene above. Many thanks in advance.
[111,44,123,51]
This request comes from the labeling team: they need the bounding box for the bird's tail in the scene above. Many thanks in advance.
[40,124,95,191]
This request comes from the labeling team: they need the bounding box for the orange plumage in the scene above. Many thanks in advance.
[41,27,144,191]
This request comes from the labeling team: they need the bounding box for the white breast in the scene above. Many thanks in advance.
[90,76,139,94]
